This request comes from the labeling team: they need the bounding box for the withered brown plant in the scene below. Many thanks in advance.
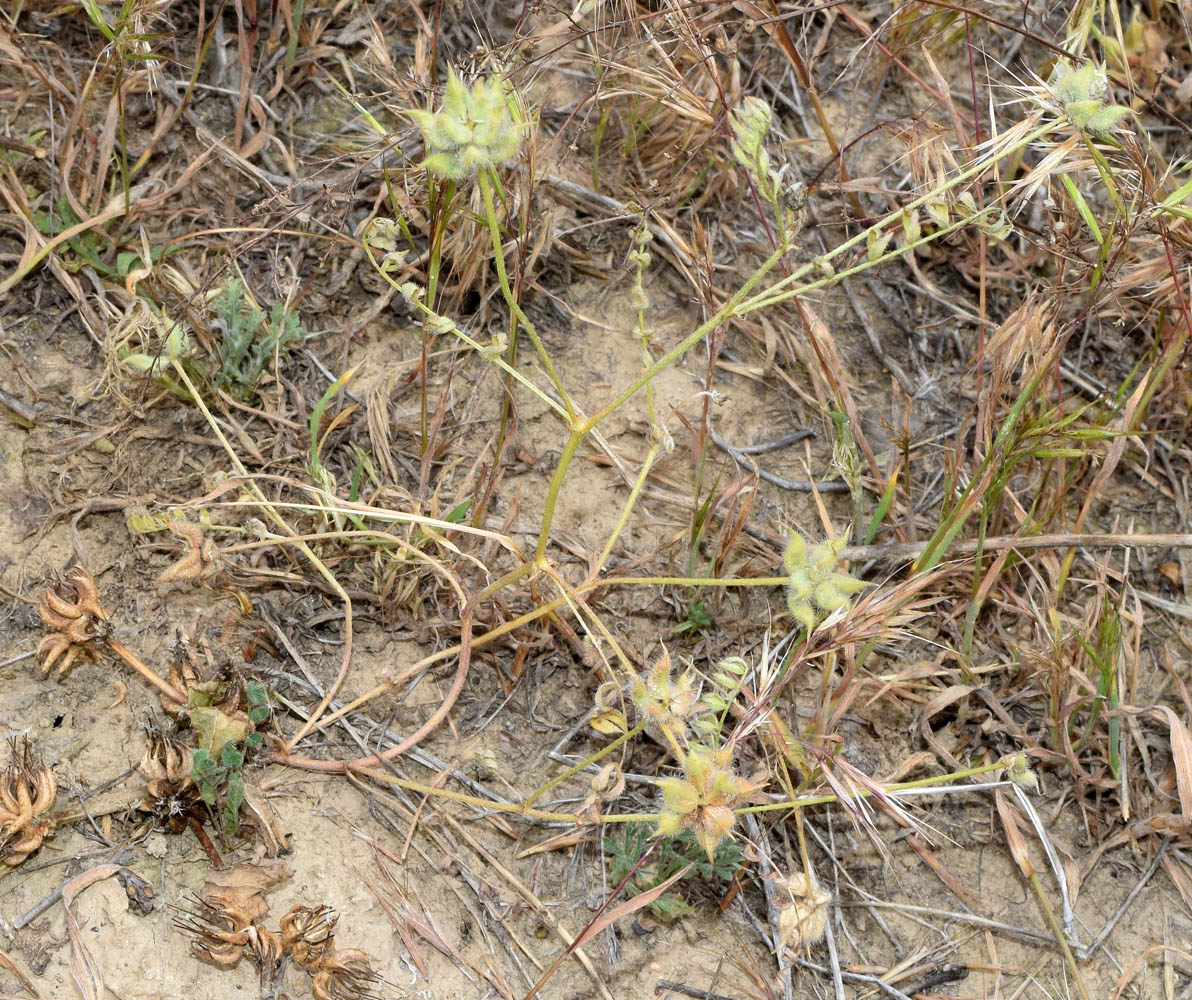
[280,904,338,966]
[37,566,110,677]
[138,724,198,832]
[156,521,221,586]
[34,566,187,703]
[175,896,253,967]
[0,738,58,867]
[178,891,379,999]
[283,905,381,1000]
[308,948,382,1000]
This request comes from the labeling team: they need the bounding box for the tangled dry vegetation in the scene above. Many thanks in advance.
[2,0,1192,998]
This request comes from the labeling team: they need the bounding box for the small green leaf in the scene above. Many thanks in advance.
[901,209,921,246]
[192,748,216,775]
[220,743,245,769]
[648,894,693,921]
[445,501,472,524]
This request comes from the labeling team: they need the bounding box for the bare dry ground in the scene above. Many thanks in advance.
[3,2,1192,999]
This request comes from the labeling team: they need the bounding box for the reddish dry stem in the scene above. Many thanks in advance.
[106,637,188,705]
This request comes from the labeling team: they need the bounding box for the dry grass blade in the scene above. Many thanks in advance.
[522,864,693,1000]
[61,865,124,1000]
[0,949,41,999]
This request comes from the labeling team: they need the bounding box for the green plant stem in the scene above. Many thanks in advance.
[594,443,660,575]
[740,207,998,315]
[363,244,569,421]
[591,240,790,429]
[597,761,1013,825]
[524,721,648,809]
[743,120,1058,310]
[533,428,586,563]
[528,239,790,562]
[353,765,581,823]
[478,168,575,421]
[727,759,1010,818]
[421,181,455,453]
[1028,871,1092,1000]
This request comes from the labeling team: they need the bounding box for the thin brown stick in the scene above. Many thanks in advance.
[105,638,187,705]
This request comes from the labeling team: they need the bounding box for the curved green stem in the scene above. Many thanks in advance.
[478,168,575,422]
[533,428,585,563]
[524,721,648,809]
[599,759,1012,825]
[594,442,659,575]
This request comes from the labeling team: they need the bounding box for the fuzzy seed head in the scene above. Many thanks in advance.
[1050,61,1131,138]
[632,646,703,734]
[654,746,762,860]
[782,532,867,630]
[776,871,831,953]
[411,69,524,180]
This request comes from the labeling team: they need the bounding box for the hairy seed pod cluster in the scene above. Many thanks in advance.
[654,746,762,861]
[783,533,867,631]
[631,646,703,736]
[409,68,524,180]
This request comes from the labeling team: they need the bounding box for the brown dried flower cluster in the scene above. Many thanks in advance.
[37,566,110,677]
[774,870,831,954]
[180,896,380,1000]
[156,521,221,586]
[1,738,57,866]
[138,726,197,832]
[34,566,188,704]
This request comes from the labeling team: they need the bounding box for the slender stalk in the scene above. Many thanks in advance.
[594,443,660,575]
[1029,871,1092,1000]
[533,428,586,562]
[168,360,355,751]
[363,243,569,420]
[524,721,648,809]
[106,637,187,704]
[421,180,455,453]
[741,120,1059,309]
[478,168,575,422]
[730,759,1009,818]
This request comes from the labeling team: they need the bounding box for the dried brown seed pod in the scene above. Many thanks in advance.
[280,904,338,967]
[248,924,285,971]
[156,521,220,586]
[774,870,831,954]
[0,738,57,867]
[309,949,381,1000]
[138,726,197,832]
[173,897,252,967]
[36,567,110,678]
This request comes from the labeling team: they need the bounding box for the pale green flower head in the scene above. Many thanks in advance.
[729,96,772,175]
[1051,61,1131,138]
[783,531,868,630]
[410,69,524,180]
[654,746,762,861]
